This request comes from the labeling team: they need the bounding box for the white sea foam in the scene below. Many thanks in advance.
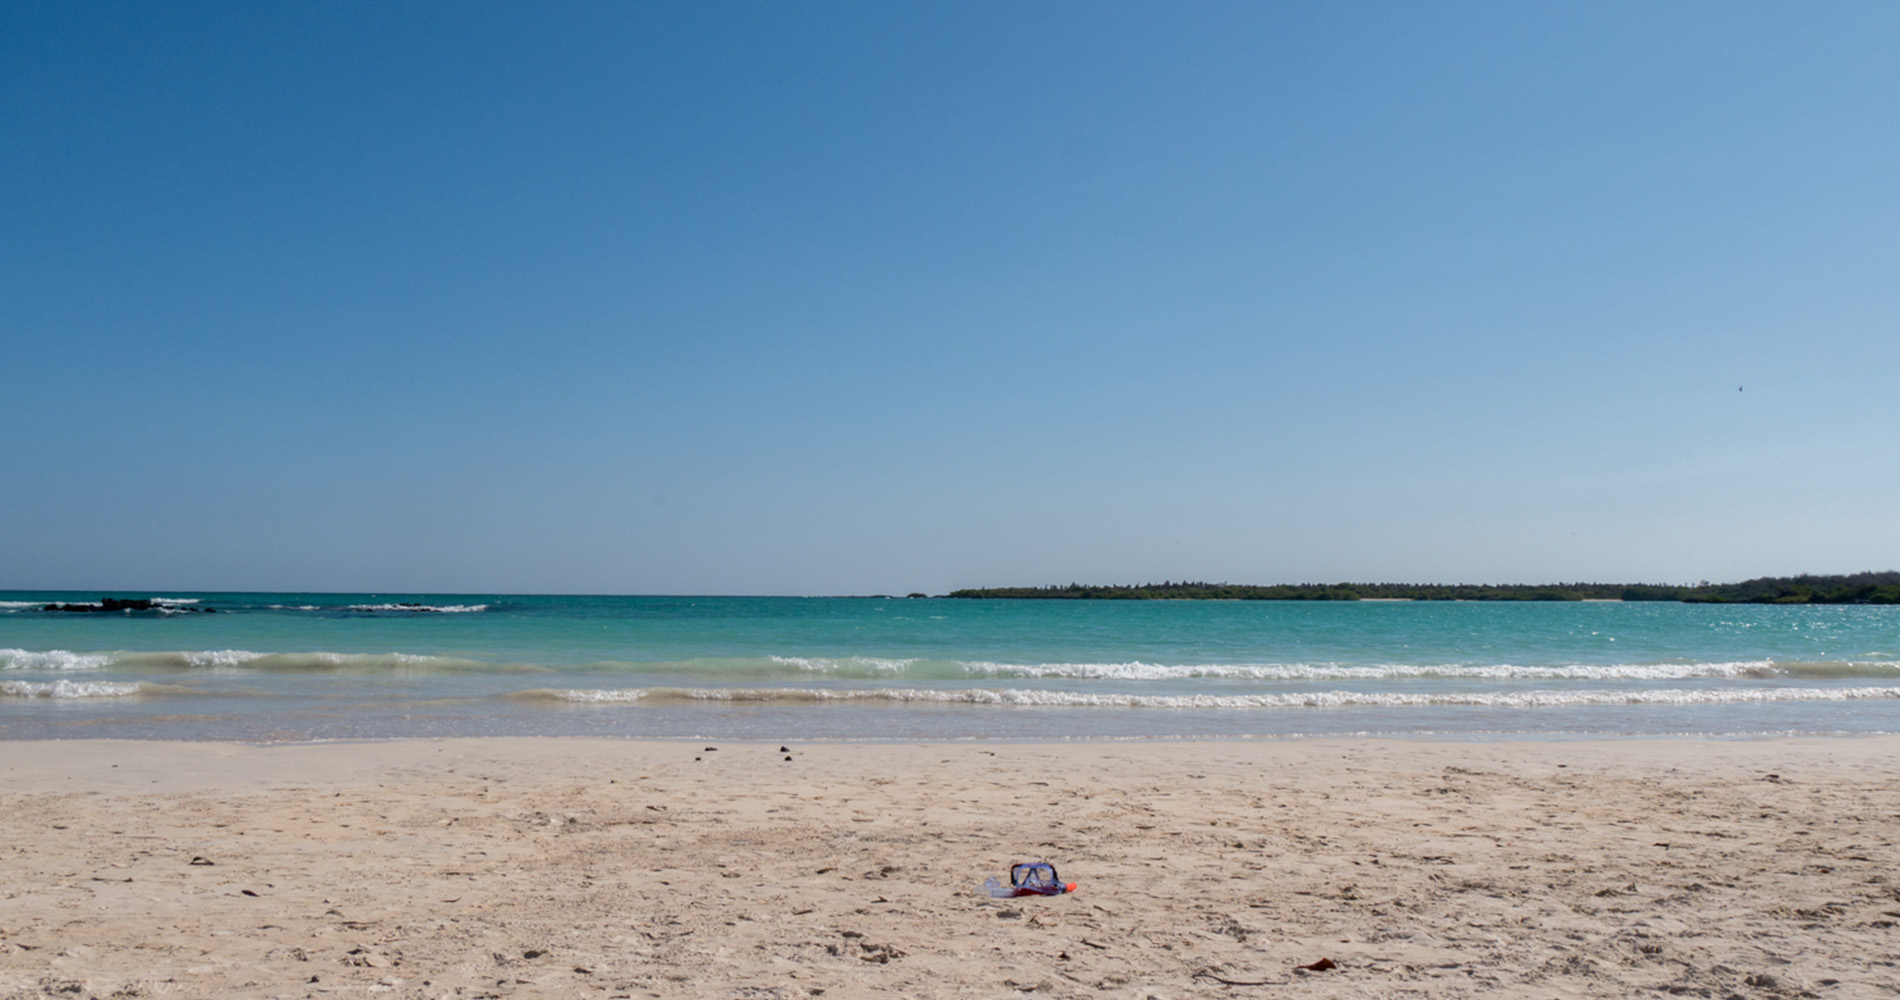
[953,660,1899,682]
[0,649,112,671]
[0,598,199,607]
[216,651,488,672]
[181,649,265,668]
[345,604,489,613]
[534,684,1900,709]
[0,679,144,699]
[0,648,509,674]
[768,655,920,674]
[547,688,649,703]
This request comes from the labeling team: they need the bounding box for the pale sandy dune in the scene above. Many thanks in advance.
[3,736,1899,999]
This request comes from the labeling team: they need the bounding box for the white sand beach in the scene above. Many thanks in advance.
[3,736,1898,999]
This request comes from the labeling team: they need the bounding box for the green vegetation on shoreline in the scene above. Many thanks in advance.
[946,572,1900,604]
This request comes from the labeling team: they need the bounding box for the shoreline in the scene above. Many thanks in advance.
[6,735,1900,997]
[3,726,1894,751]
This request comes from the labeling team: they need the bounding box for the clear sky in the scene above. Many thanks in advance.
[4,2,1897,595]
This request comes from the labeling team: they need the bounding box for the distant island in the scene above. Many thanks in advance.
[945,572,1900,604]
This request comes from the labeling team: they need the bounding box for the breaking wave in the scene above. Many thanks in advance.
[136,650,515,673]
[955,659,1900,681]
[1,649,114,671]
[470,656,1900,681]
[769,655,921,674]
[0,649,526,673]
[5,648,1897,682]
[521,684,1900,709]
[343,604,489,613]
[1,679,148,699]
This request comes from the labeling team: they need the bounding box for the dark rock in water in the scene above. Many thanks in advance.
[43,597,212,613]
[46,598,156,613]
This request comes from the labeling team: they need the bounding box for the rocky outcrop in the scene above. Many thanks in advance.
[42,598,216,613]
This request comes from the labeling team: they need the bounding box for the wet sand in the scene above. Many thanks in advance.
[3,736,1898,999]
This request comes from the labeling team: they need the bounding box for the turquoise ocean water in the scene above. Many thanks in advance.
[3,592,1898,741]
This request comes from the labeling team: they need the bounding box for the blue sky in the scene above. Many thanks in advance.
[3,2,1897,594]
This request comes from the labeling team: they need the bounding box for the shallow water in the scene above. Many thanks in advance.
[3,592,1897,741]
